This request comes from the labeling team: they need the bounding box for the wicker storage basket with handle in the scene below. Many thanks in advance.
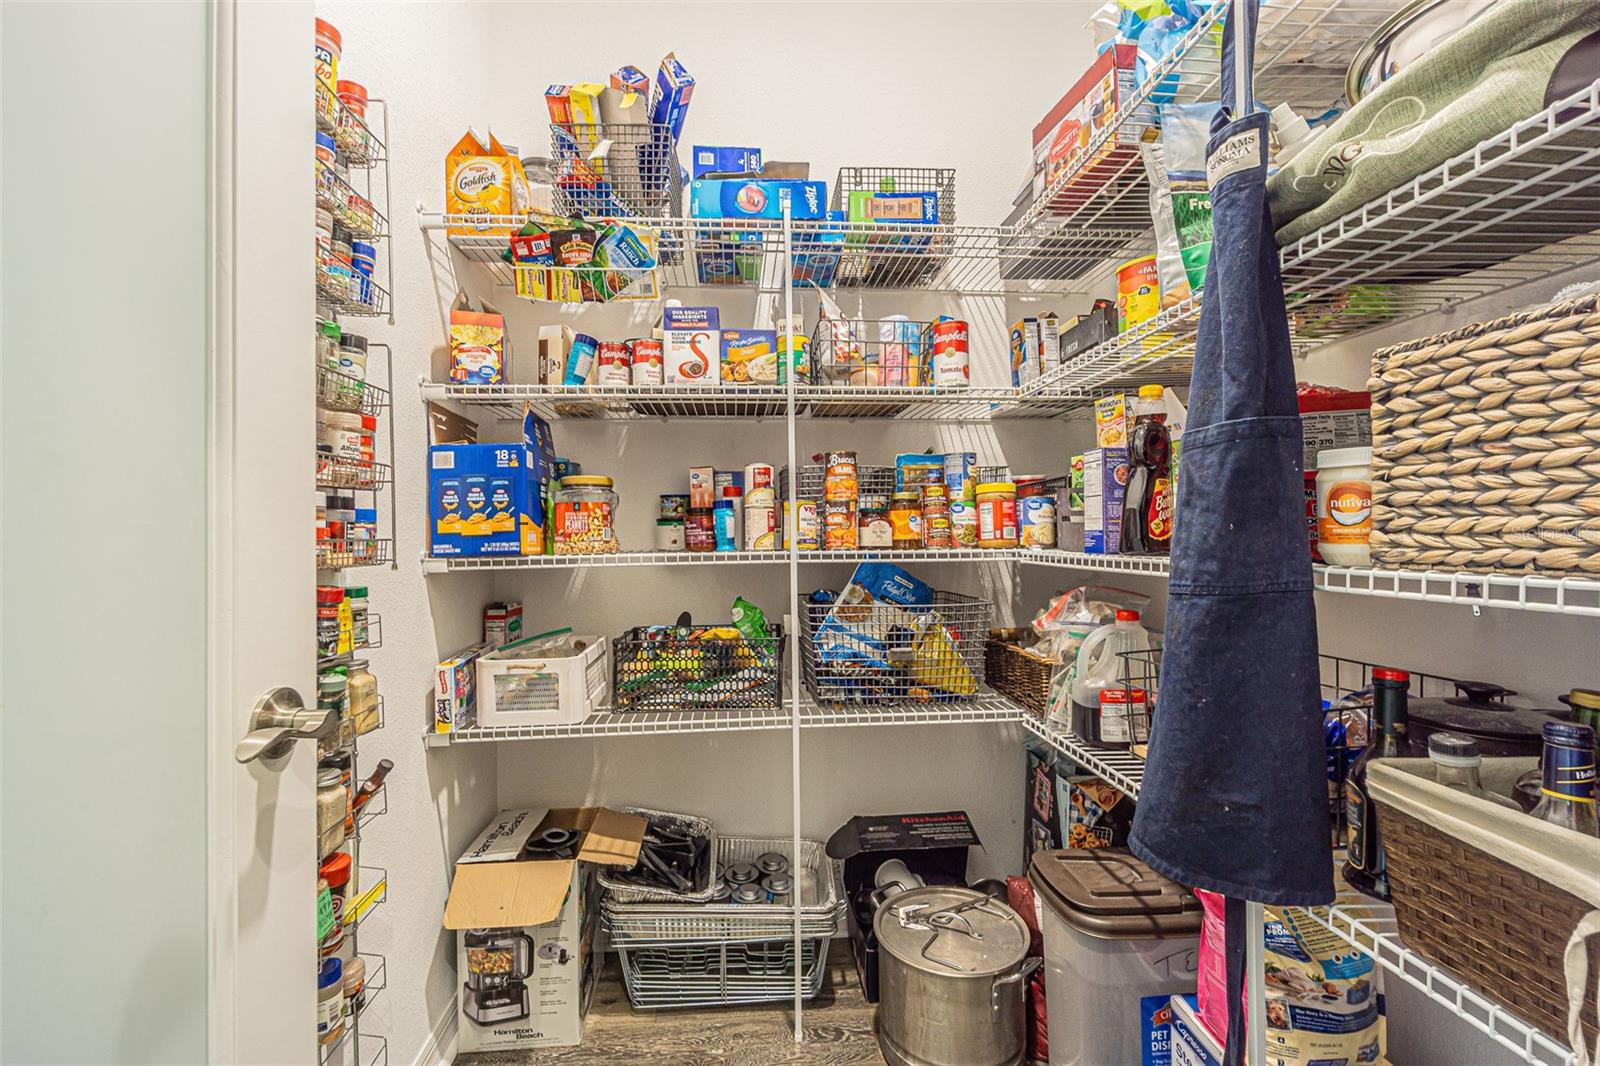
[1367,293,1600,577]
[1368,759,1600,1056]
[984,627,1053,715]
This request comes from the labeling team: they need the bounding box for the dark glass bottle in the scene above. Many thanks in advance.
[1529,721,1598,837]
[1119,385,1172,555]
[1342,666,1409,900]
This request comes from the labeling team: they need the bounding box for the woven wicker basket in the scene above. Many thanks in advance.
[984,628,1053,715]
[1368,293,1600,576]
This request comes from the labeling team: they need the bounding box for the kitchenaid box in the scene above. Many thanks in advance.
[444,807,647,1052]
[826,811,980,1002]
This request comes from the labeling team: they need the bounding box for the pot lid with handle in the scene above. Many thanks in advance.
[1409,680,1567,744]
[1028,848,1201,940]
[873,885,1029,977]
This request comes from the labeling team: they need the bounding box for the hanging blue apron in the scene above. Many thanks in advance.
[1129,2,1333,1059]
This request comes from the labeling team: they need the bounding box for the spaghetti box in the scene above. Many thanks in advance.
[1168,994,1221,1066]
[692,145,762,178]
[429,444,542,557]
[1083,447,1129,554]
[690,178,827,220]
[827,811,981,1003]
[446,807,646,1053]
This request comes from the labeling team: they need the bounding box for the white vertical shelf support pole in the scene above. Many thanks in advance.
[1247,899,1267,1064]
[781,193,804,1042]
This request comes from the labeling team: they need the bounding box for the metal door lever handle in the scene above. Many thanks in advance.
[235,687,336,766]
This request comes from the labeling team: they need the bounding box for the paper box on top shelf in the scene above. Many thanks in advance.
[538,325,574,386]
[545,86,573,125]
[1083,447,1129,554]
[1059,300,1117,361]
[827,811,980,1003]
[428,444,541,557]
[446,130,521,237]
[610,66,649,95]
[446,807,647,1053]
[844,190,937,251]
[690,179,827,221]
[693,145,762,178]
[1037,311,1062,370]
[720,329,778,384]
[663,306,721,384]
[1031,44,1139,210]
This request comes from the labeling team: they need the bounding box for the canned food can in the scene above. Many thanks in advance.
[779,327,810,384]
[944,452,978,502]
[1020,494,1058,548]
[823,500,858,550]
[951,499,978,547]
[930,318,970,387]
[629,338,663,385]
[920,485,952,549]
[744,505,777,550]
[744,463,776,508]
[824,450,858,502]
[785,500,820,551]
[595,341,631,386]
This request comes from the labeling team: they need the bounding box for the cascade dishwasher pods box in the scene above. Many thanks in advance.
[1083,447,1129,554]
[663,306,720,383]
[446,808,647,1052]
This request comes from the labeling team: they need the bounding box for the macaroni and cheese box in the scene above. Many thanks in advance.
[429,444,541,557]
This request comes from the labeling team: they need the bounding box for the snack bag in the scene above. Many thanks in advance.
[908,613,977,696]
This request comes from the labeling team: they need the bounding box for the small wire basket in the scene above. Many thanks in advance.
[611,622,784,711]
[809,318,935,389]
[800,590,992,706]
[780,464,897,504]
[616,936,829,1010]
[550,122,682,219]
[830,166,956,287]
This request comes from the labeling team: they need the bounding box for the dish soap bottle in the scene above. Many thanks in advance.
[1427,732,1519,809]
[1119,385,1173,555]
[1342,666,1409,900]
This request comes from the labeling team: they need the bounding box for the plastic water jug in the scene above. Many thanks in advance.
[1068,609,1150,743]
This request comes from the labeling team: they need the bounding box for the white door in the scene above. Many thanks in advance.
[210,1,322,1063]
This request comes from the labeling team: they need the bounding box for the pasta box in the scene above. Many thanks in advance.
[428,444,541,557]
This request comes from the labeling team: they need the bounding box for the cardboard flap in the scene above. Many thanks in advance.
[565,807,648,867]
[444,858,576,929]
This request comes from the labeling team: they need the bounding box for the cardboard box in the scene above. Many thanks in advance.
[445,130,527,237]
[1038,311,1062,369]
[446,808,646,1053]
[484,602,523,647]
[1093,393,1130,448]
[1059,300,1117,361]
[610,66,648,95]
[1026,740,1136,864]
[450,291,508,384]
[648,53,695,141]
[1297,387,1372,472]
[690,179,827,221]
[688,466,715,509]
[544,86,572,126]
[1032,44,1139,212]
[720,328,778,384]
[1084,447,1129,554]
[693,145,762,178]
[428,444,542,557]
[1169,994,1222,1066]
[827,811,980,1003]
[1010,318,1042,388]
[435,642,490,733]
[663,306,720,384]
[522,408,557,552]
[538,325,574,386]
[427,402,478,446]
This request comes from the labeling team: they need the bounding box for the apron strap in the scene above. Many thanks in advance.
[1223,895,1248,1066]
[1566,909,1600,1066]
[1220,0,1258,120]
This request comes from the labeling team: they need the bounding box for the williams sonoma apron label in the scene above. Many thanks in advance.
[1207,128,1262,188]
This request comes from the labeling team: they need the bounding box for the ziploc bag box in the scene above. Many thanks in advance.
[446,808,646,1052]
[691,179,827,221]
[1083,447,1129,554]
[693,146,761,178]
[429,444,540,557]
[845,190,936,251]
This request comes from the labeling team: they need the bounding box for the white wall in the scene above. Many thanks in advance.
[1,2,209,1062]
[314,6,1594,1066]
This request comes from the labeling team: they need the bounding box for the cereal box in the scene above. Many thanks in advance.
[449,291,508,384]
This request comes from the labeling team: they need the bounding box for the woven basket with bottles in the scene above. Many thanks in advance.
[984,628,1053,715]
[1367,293,1600,577]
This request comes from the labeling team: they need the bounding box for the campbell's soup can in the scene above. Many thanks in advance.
[744,463,776,508]
[596,341,632,386]
[629,338,663,385]
[930,319,970,387]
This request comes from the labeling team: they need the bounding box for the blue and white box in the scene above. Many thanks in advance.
[692,145,762,178]
[690,179,827,221]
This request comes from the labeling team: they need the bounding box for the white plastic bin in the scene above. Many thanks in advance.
[476,633,608,728]
[1029,848,1202,1066]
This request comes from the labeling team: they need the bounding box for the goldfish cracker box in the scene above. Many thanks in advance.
[446,130,529,237]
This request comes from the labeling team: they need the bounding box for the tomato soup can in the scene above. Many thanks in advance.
[930,319,969,387]
[595,341,632,386]
[629,338,663,385]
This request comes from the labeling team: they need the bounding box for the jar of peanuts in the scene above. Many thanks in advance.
[553,476,620,555]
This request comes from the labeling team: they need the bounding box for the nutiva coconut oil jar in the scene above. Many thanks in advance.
[1316,446,1373,567]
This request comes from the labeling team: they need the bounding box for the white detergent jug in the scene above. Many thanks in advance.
[1068,609,1151,743]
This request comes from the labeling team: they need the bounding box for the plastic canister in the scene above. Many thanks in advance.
[1116,256,1160,334]
[321,411,365,464]
[1028,848,1201,1066]
[317,958,345,1044]
[1069,610,1151,742]
[976,482,1018,549]
[1315,446,1372,567]
[316,132,337,195]
[314,18,341,114]
[335,79,367,119]
[712,499,738,552]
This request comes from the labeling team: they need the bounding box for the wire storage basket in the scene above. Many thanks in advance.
[604,835,845,944]
[550,122,682,220]
[800,589,991,706]
[780,464,897,503]
[616,936,829,1010]
[596,807,720,905]
[611,622,784,711]
[808,318,935,394]
[830,166,956,287]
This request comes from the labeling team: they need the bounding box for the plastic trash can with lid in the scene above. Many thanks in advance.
[1029,847,1202,1066]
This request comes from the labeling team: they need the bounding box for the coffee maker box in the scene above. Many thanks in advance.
[445,807,646,1053]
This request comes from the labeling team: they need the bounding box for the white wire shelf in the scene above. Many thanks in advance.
[799,690,1021,728]
[1305,897,1579,1066]
[1313,564,1600,617]
[425,705,794,744]
[1019,713,1147,799]
[420,211,1142,296]
[418,381,1073,423]
[318,612,382,669]
[1017,0,1398,231]
[421,549,790,574]
[319,538,394,571]
[1017,548,1175,578]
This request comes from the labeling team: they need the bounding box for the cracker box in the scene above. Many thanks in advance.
[1084,447,1129,554]
[663,306,720,384]
[435,642,491,733]
[693,145,762,178]
[1032,44,1139,211]
[720,329,778,384]
[447,808,646,1052]
[446,130,526,237]
[428,444,541,557]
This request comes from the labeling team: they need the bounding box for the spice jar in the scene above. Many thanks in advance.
[890,492,922,550]
[322,412,364,466]
[858,496,892,548]
[685,507,716,552]
[321,751,354,834]
[343,955,367,1019]
[316,132,337,198]
[654,520,685,551]
[317,585,344,658]
[317,959,345,1045]
[346,659,379,736]
[977,482,1019,549]
[317,770,347,858]
[553,476,620,555]
[346,586,369,647]
[351,509,378,560]
[320,851,354,928]
[920,484,952,549]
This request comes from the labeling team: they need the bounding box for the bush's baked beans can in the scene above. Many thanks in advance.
[930,319,970,387]
[823,500,858,550]
[824,451,858,502]
[920,484,952,548]
[629,338,663,385]
[596,341,631,387]
[743,463,776,508]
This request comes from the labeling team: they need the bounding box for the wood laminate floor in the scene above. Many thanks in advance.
[459,943,887,1066]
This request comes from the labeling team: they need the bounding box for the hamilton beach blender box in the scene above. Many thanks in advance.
[445,807,647,1052]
